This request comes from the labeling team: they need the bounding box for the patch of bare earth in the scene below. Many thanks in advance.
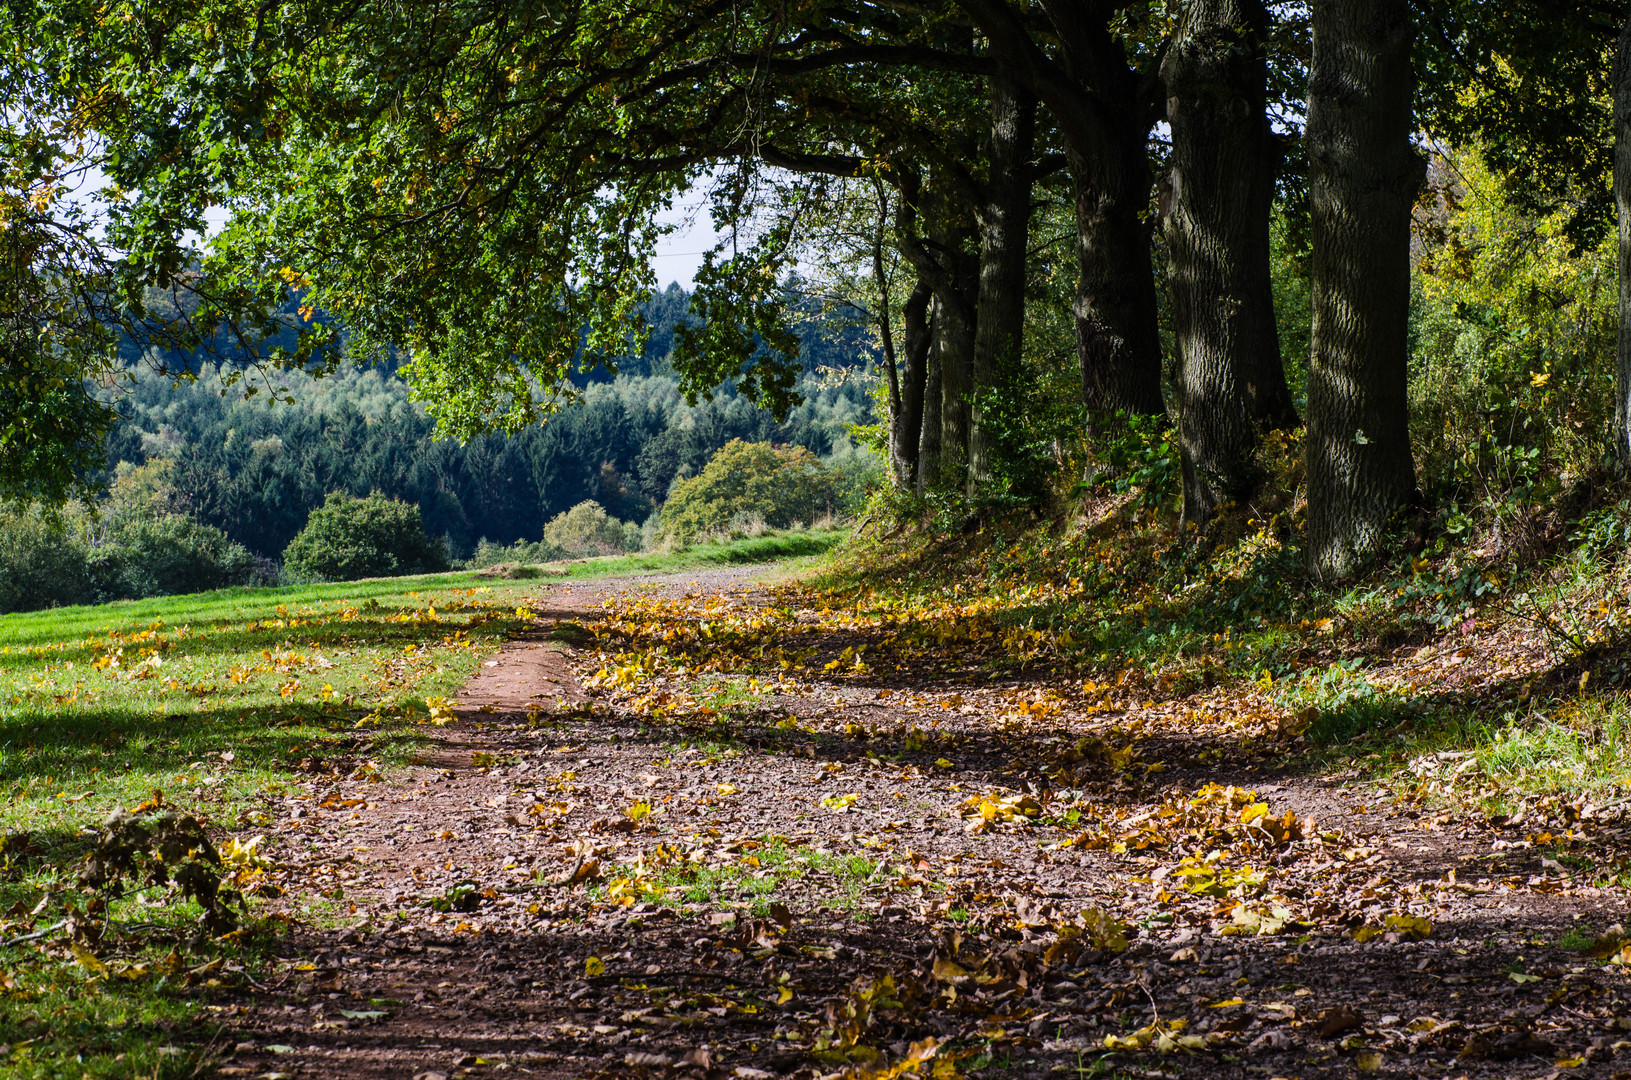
[216,571,1631,1080]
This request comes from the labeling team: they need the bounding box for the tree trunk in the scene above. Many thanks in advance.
[895,280,933,487]
[969,78,1037,492]
[874,219,908,486]
[954,0,1166,427]
[1615,9,1631,466]
[1305,0,1423,579]
[1163,0,1298,526]
[1074,142,1165,426]
[938,285,975,476]
[918,309,944,491]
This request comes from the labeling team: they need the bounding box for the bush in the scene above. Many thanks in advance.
[660,440,838,543]
[824,436,886,516]
[0,506,93,613]
[464,537,566,569]
[543,500,641,557]
[89,515,260,599]
[283,492,449,582]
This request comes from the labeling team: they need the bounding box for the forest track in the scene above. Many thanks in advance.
[216,568,1631,1080]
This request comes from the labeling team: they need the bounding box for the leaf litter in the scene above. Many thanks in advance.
[208,568,1631,1080]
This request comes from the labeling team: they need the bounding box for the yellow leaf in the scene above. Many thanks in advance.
[1383,914,1433,939]
[934,758,954,769]
[72,944,108,975]
[777,986,794,1004]
[1555,1057,1586,1068]
[585,956,605,977]
[932,957,969,983]
[1207,998,1246,1008]
[220,835,270,871]
[717,783,738,795]
[1356,1050,1383,1073]
[1352,925,1384,943]
[821,793,859,812]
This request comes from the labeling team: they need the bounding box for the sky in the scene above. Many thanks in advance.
[649,189,725,290]
[82,166,726,291]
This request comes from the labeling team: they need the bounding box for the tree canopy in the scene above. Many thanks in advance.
[9,0,1631,577]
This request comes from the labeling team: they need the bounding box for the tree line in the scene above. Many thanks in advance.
[107,284,878,559]
[6,1,1630,578]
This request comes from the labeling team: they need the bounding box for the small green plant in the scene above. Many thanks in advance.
[427,882,482,913]
[1082,411,1180,511]
[1557,926,1598,953]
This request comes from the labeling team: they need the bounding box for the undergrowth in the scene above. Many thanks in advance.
[835,464,1631,816]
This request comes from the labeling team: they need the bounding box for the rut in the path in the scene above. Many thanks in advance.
[218,572,1631,1080]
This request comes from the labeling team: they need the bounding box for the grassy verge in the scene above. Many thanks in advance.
[510,526,849,580]
[812,498,1631,819]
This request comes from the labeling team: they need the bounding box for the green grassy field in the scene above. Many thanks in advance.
[0,528,842,1078]
[475,526,848,580]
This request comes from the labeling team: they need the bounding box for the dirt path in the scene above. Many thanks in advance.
[216,569,1631,1080]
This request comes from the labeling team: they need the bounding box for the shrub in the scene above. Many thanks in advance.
[89,515,260,599]
[283,492,448,582]
[543,500,641,557]
[0,506,93,613]
[824,436,886,516]
[464,537,566,569]
[660,439,838,543]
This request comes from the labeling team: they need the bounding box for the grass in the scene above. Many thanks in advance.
[598,838,883,916]
[507,527,848,581]
[0,573,541,1078]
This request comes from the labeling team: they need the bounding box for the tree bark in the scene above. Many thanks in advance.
[937,281,976,476]
[874,213,908,486]
[1305,0,1423,579]
[1615,9,1631,466]
[895,279,933,487]
[969,77,1037,492]
[956,0,1166,427]
[1163,0,1298,527]
[898,192,978,486]
[1072,144,1165,425]
[918,308,944,491]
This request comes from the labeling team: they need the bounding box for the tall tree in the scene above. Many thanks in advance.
[959,0,1167,425]
[1162,0,1298,526]
[968,77,1037,490]
[1616,10,1631,465]
[1305,0,1424,578]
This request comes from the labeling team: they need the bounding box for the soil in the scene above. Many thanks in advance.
[214,568,1631,1080]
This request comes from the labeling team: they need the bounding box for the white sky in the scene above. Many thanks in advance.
[100,171,724,290]
[649,188,725,290]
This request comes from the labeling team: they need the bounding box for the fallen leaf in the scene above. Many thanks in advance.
[1318,1007,1363,1038]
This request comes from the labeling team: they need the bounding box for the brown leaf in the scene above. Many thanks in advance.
[623,1051,671,1068]
[1318,1006,1364,1038]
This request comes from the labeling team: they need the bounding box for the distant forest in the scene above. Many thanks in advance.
[106,282,880,560]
